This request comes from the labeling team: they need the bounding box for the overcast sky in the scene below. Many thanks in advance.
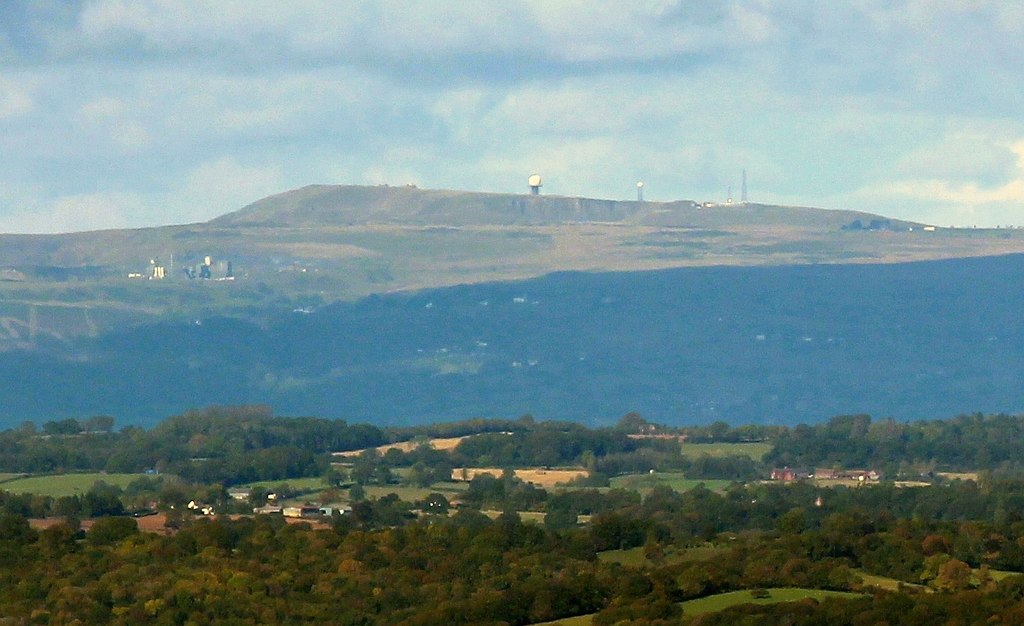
[1,1,1023,233]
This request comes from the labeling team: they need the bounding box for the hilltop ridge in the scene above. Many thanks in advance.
[2,184,1024,353]
[211,183,912,230]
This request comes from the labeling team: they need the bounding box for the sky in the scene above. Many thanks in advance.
[1,1,1023,233]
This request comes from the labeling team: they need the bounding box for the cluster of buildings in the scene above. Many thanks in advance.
[770,467,883,482]
[227,487,346,519]
[127,255,234,281]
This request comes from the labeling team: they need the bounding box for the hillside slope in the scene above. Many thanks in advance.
[2,184,1024,353]
[211,184,904,229]
[3,254,1023,428]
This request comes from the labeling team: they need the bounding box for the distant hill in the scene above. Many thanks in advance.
[2,186,1024,411]
[2,254,1023,428]
[211,184,904,229]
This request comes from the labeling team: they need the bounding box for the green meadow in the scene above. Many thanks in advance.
[240,477,330,492]
[679,441,773,461]
[531,614,593,626]
[679,588,865,617]
[1,473,151,498]
[608,472,732,493]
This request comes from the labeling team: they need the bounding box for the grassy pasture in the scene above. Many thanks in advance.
[531,585,864,625]
[679,588,865,616]
[679,441,773,461]
[481,510,546,524]
[356,481,468,503]
[853,570,927,592]
[241,477,329,492]
[362,485,448,502]
[978,568,1022,582]
[1,473,150,498]
[531,615,593,626]
[680,544,731,561]
[597,543,729,567]
[938,472,980,482]
[596,547,648,566]
[0,473,25,483]
[608,472,731,494]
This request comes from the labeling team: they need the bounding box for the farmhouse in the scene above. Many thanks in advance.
[770,467,811,481]
[814,468,883,481]
[228,488,251,501]
[253,504,283,515]
[282,505,322,519]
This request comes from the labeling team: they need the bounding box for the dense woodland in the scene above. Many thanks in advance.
[7,480,1024,623]
[6,408,1024,623]
[6,408,1024,482]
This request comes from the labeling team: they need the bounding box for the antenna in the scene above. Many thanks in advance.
[636,181,644,202]
[528,174,542,195]
[741,169,748,203]
[727,186,733,204]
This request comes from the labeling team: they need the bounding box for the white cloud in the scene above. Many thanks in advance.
[0,78,34,118]
[847,137,1024,227]
[9,191,146,234]
[174,157,284,223]
[2,1,1024,233]
[75,96,151,150]
[892,129,1021,183]
[77,95,124,121]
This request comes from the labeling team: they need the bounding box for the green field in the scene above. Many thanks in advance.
[609,472,732,494]
[1,473,151,497]
[253,479,470,505]
[360,481,468,503]
[531,615,593,626]
[241,477,330,492]
[853,570,927,592]
[598,543,729,567]
[679,441,773,461]
[0,473,25,484]
[481,510,547,524]
[679,544,731,561]
[679,588,865,617]
[528,585,860,625]
[977,568,1021,583]
[597,547,648,566]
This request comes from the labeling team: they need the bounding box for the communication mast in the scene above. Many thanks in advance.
[636,181,644,202]
[741,169,748,203]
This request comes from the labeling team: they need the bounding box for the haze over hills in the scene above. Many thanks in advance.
[2,184,1024,428]
[212,184,901,229]
[2,254,1024,428]
[3,184,1024,349]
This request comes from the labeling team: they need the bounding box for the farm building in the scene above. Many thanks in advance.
[770,467,811,481]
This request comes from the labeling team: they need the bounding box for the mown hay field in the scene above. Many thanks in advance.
[333,436,470,458]
[451,467,588,488]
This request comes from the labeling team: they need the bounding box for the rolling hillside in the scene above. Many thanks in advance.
[2,185,1024,428]
[3,184,1024,355]
[2,254,1023,428]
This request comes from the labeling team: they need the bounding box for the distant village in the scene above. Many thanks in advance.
[770,467,882,483]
